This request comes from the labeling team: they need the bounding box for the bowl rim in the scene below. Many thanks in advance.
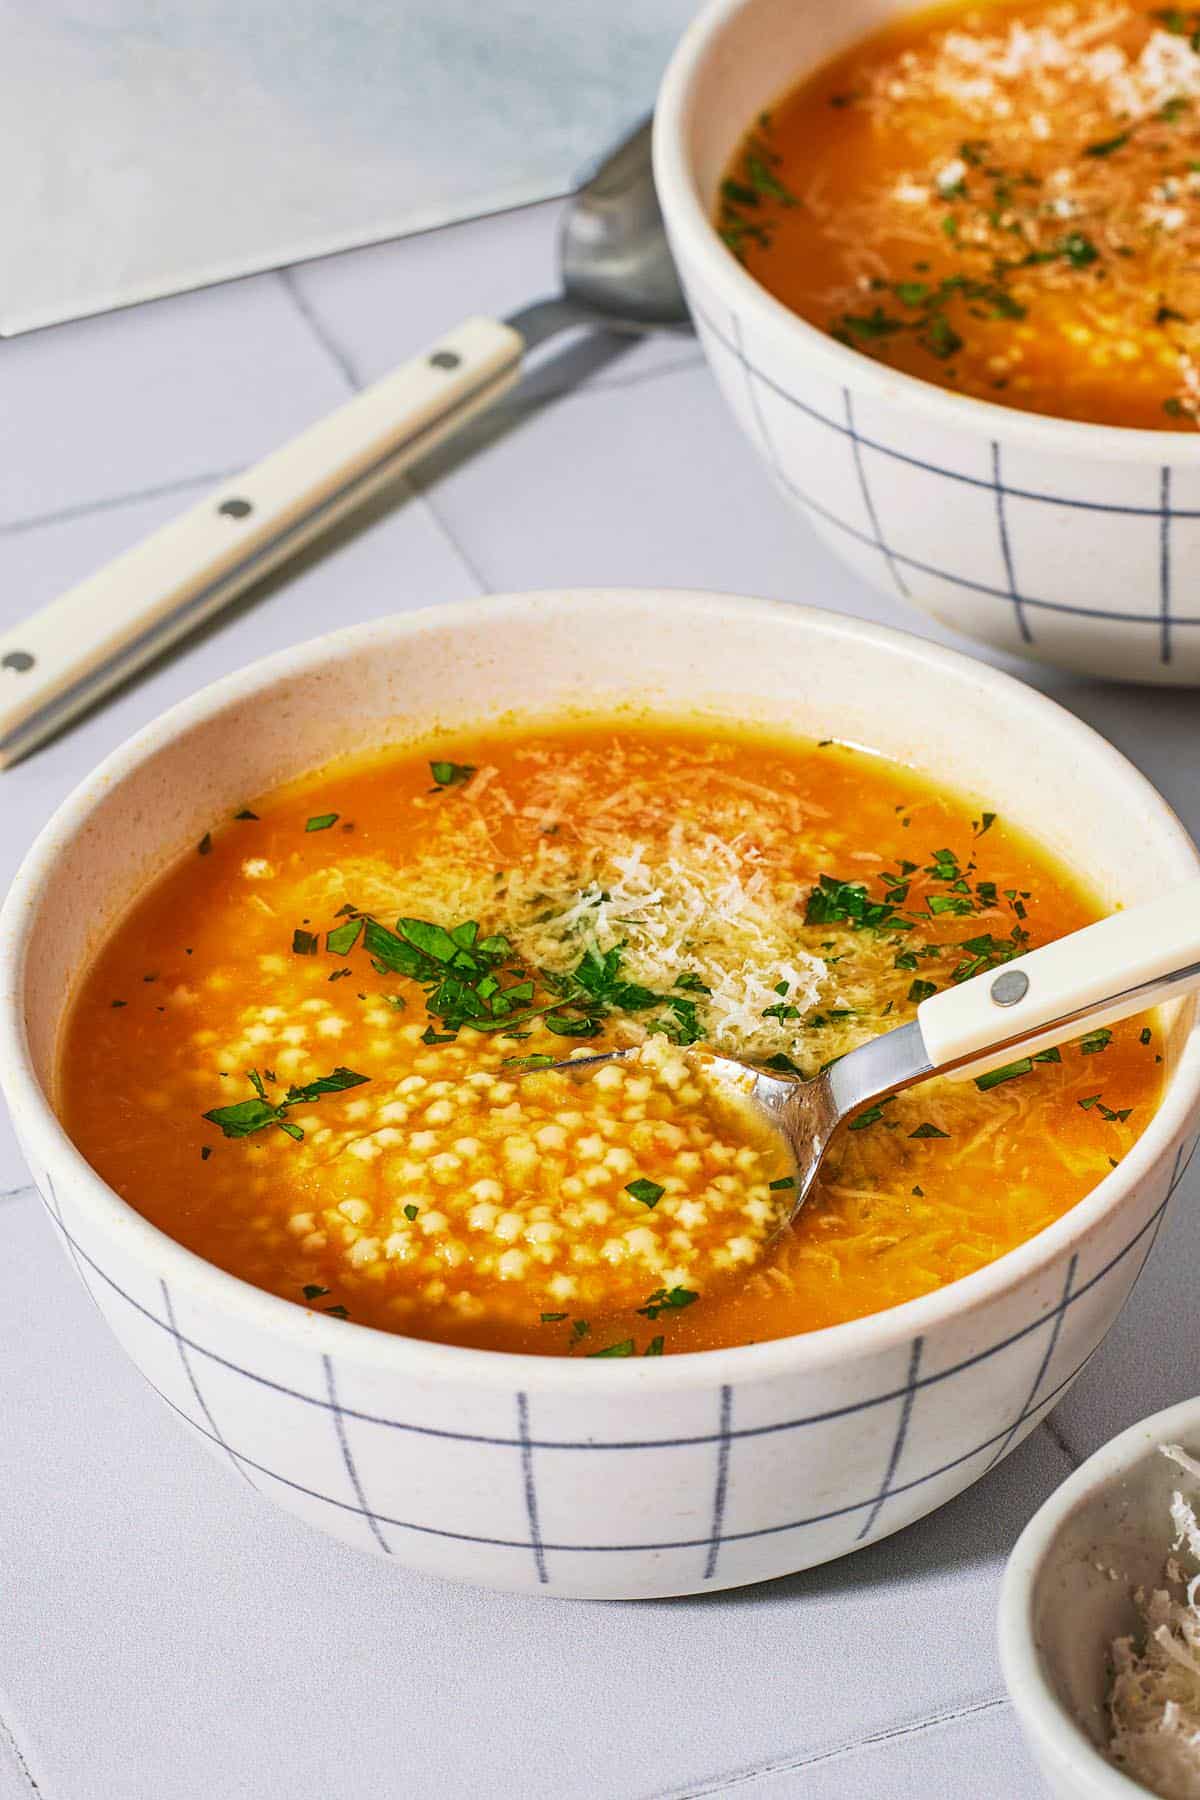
[998,1393,1200,1798]
[652,0,1200,463]
[2,586,1199,1392]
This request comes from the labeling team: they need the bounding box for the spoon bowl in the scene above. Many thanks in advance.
[543,880,1200,1253]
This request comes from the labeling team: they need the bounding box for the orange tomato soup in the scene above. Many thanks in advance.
[719,1,1200,428]
[58,722,1161,1356]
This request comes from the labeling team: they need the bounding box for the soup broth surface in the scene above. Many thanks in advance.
[719,0,1200,428]
[59,722,1161,1357]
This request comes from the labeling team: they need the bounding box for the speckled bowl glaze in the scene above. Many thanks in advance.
[2,590,1199,1599]
[654,0,1200,685]
[1000,1396,1200,1799]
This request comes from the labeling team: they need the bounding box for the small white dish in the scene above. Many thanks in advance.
[1000,1396,1200,1799]
[654,0,1200,685]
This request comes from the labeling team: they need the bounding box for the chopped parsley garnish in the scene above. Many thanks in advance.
[1080,1027,1113,1055]
[1060,231,1100,269]
[805,874,912,933]
[769,1175,795,1190]
[645,1337,665,1357]
[973,812,997,837]
[1034,1047,1062,1065]
[326,918,363,956]
[849,1100,893,1131]
[717,113,798,259]
[950,927,1029,984]
[636,1286,698,1319]
[305,813,338,832]
[303,1284,329,1300]
[540,1311,568,1323]
[429,760,476,791]
[200,1145,212,1161]
[974,1057,1033,1091]
[910,1122,950,1139]
[325,1305,350,1319]
[907,979,938,1004]
[571,1319,591,1341]
[234,808,259,821]
[588,1339,636,1358]
[502,1053,555,1070]
[1085,131,1131,157]
[1079,1094,1133,1123]
[353,910,705,1046]
[203,1065,368,1142]
[626,1177,665,1209]
[292,928,319,956]
[1140,1027,1153,1046]
[197,832,212,856]
[403,1204,420,1222]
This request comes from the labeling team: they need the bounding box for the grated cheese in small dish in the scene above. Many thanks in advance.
[1108,1445,1200,1797]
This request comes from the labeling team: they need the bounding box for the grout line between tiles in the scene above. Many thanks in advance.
[273,264,489,597]
[275,268,363,391]
[0,469,239,540]
[649,1693,1011,1799]
[0,1696,44,1796]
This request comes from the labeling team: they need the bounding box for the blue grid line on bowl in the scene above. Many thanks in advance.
[991,442,1032,646]
[118,1321,1119,1568]
[517,1391,549,1585]
[702,1384,734,1580]
[983,1254,1078,1476]
[324,1352,390,1555]
[691,295,1192,655]
[33,1149,1193,1453]
[856,1336,924,1542]
[690,296,1200,518]
[56,1144,1194,1569]
[160,1275,258,1494]
[843,386,911,602]
[1161,466,1173,666]
[749,440,1199,635]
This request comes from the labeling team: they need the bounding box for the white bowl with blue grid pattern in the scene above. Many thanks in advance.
[2,589,1199,1599]
[654,0,1200,687]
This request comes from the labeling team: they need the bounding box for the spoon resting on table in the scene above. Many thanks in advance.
[542,881,1200,1241]
[0,119,688,770]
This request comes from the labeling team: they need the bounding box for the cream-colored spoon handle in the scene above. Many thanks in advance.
[0,315,523,770]
[918,878,1200,1076]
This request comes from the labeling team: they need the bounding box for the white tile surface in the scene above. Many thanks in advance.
[0,275,349,525]
[3,196,1200,1797]
[672,1699,1041,1798]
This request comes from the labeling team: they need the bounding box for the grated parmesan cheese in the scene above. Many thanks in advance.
[503,826,829,1061]
[1108,1446,1200,1798]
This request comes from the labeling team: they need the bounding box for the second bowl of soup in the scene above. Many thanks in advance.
[2,589,1198,1597]
[655,0,1200,684]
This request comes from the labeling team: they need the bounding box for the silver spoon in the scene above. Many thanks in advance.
[0,119,688,770]
[542,881,1200,1234]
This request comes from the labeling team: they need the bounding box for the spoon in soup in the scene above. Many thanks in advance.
[542,881,1200,1234]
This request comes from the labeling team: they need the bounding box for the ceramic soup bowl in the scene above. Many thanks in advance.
[654,0,1200,685]
[2,590,1198,1599]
